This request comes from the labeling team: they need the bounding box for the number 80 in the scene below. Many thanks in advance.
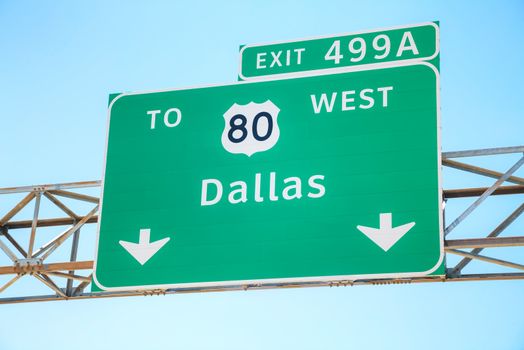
[227,112,274,143]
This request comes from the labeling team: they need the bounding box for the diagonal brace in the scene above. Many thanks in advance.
[450,203,524,274]
[445,156,524,236]
[37,205,98,261]
[0,239,19,262]
[447,249,524,271]
[43,192,79,219]
[1,230,28,257]
[0,192,35,226]
[34,273,67,298]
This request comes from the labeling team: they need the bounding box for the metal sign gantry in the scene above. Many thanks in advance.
[0,146,523,304]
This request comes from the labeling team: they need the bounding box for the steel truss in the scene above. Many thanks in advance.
[0,146,523,304]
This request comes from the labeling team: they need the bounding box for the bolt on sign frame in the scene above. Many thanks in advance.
[0,146,523,304]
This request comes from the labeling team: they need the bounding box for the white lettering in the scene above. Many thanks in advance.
[294,48,305,65]
[164,108,182,128]
[373,34,391,59]
[396,31,419,57]
[254,173,264,202]
[270,51,282,68]
[228,181,247,204]
[325,40,343,64]
[201,179,223,206]
[308,175,325,198]
[283,177,302,200]
[342,90,356,111]
[147,110,161,129]
[377,86,393,107]
[311,92,337,114]
[269,172,279,201]
[349,37,366,62]
[201,172,325,206]
[359,89,375,109]
[256,52,267,69]
[311,86,393,113]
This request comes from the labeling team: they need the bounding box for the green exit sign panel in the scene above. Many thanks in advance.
[239,22,438,80]
[94,63,443,292]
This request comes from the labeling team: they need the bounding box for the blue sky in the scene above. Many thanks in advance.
[0,1,523,349]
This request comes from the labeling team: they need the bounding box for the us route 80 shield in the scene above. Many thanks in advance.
[93,62,444,292]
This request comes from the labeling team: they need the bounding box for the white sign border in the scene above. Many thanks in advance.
[238,22,439,81]
[93,61,443,292]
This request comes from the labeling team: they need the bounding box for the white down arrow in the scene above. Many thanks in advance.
[356,213,415,252]
[119,229,170,265]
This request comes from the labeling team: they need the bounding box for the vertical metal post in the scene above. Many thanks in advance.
[27,191,41,257]
[66,228,80,296]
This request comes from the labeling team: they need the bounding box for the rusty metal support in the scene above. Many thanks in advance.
[0,239,18,262]
[4,216,99,229]
[66,228,81,296]
[0,192,35,226]
[450,203,524,275]
[48,190,99,204]
[43,192,79,220]
[444,155,524,236]
[42,207,97,261]
[0,146,522,304]
[0,275,22,293]
[442,146,524,158]
[0,260,93,275]
[46,271,91,283]
[445,236,524,249]
[34,273,67,298]
[443,185,524,199]
[1,230,28,257]
[442,158,524,185]
[447,249,524,271]
[27,191,41,257]
[73,275,93,296]
[0,181,101,195]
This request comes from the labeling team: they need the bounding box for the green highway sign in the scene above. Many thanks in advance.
[239,22,439,80]
[94,62,443,292]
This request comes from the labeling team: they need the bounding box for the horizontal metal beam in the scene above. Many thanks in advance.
[445,236,524,249]
[443,185,524,198]
[0,260,93,275]
[443,146,524,159]
[443,159,524,185]
[4,216,99,229]
[445,272,524,282]
[1,272,524,304]
[0,181,101,194]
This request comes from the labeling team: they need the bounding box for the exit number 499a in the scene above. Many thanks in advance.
[255,30,422,70]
